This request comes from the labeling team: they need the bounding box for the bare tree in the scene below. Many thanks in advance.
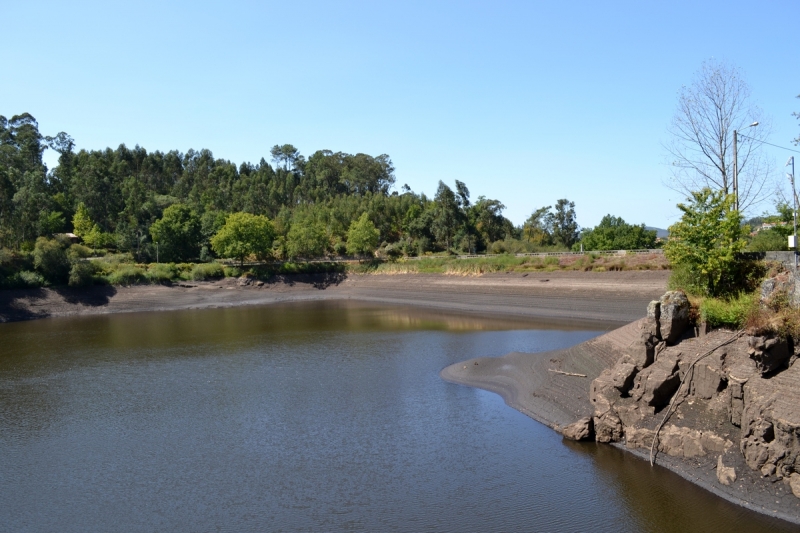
[664,59,773,213]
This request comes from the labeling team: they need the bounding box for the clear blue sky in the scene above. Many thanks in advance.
[3,0,799,229]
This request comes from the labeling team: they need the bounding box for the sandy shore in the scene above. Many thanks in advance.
[0,270,668,324]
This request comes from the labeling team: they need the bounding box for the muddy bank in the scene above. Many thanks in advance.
[0,270,668,324]
[442,314,800,525]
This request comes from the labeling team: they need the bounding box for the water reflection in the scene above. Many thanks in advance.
[0,301,794,532]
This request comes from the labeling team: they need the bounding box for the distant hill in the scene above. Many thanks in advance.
[645,226,669,239]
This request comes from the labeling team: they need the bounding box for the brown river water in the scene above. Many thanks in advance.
[0,300,795,532]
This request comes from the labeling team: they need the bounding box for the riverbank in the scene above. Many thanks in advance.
[441,319,800,525]
[0,270,668,324]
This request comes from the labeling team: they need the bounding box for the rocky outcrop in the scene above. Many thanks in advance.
[560,417,593,441]
[658,291,690,345]
[760,269,800,308]
[589,290,800,498]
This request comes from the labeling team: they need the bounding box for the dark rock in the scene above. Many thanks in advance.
[748,335,791,375]
[658,291,690,345]
[561,417,594,441]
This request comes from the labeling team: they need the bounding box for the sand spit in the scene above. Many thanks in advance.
[441,320,800,525]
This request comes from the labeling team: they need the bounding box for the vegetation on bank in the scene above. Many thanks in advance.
[664,187,800,336]
[0,113,664,286]
[0,236,669,290]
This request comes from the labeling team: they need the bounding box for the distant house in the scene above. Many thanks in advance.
[55,233,80,243]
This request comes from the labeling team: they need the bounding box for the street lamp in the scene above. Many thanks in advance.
[733,121,759,211]
[787,157,797,263]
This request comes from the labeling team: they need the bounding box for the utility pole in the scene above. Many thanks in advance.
[788,157,797,268]
[733,129,738,211]
[732,122,759,212]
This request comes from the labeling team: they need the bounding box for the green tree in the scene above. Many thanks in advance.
[577,215,657,251]
[34,237,70,284]
[664,188,746,296]
[346,212,380,256]
[149,203,201,262]
[72,202,114,248]
[431,181,459,250]
[286,217,328,260]
[211,212,276,266]
[550,199,579,248]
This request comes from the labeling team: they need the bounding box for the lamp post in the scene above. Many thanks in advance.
[788,157,797,266]
[733,121,759,211]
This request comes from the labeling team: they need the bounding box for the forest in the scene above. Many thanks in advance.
[0,113,660,286]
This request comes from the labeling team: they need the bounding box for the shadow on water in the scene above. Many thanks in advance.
[561,438,798,532]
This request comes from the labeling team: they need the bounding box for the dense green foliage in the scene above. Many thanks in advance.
[346,212,380,256]
[576,215,657,251]
[0,113,557,263]
[664,188,746,296]
[211,212,275,265]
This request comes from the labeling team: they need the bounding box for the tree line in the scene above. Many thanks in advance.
[0,113,657,265]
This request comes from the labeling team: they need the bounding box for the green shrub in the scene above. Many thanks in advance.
[107,265,146,285]
[667,263,708,295]
[68,261,97,287]
[223,266,242,278]
[7,270,45,288]
[191,262,225,280]
[146,263,177,283]
[698,293,755,328]
[34,237,70,284]
[67,244,93,260]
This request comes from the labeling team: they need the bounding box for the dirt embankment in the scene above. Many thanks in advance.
[0,270,669,324]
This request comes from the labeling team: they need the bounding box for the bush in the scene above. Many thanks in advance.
[7,270,45,288]
[223,266,242,278]
[34,237,70,285]
[107,265,146,285]
[69,261,97,287]
[146,263,177,283]
[67,244,93,261]
[191,262,225,280]
[697,293,756,329]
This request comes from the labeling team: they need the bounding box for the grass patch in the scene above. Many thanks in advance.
[107,265,147,285]
[694,293,756,329]
[191,262,225,281]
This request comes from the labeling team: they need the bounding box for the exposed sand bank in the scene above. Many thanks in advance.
[0,270,668,324]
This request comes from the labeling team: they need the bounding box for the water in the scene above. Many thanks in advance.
[0,301,794,532]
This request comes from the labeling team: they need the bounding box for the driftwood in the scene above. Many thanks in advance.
[548,369,587,377]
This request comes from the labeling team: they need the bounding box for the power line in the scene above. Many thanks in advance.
[738,133,800,154]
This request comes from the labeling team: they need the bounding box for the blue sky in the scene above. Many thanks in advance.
[2,0,799,229]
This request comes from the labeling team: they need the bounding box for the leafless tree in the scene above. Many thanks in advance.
[664,59,773,213]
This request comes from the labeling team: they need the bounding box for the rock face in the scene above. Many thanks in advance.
[589,290,800,498]
[760,270,800,308]
[658,291,690,345]
[560,417,594,441]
